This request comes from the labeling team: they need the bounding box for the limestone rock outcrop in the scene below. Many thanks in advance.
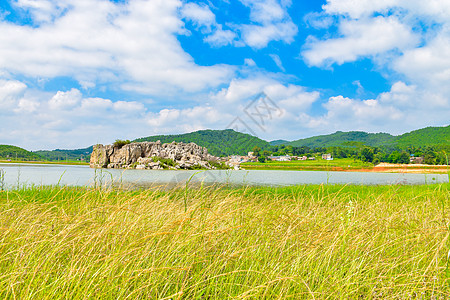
[90,141,220,170]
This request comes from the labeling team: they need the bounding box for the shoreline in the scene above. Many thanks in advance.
[1,160,448,174]
[0,160,89,166]
[241,162,449,174]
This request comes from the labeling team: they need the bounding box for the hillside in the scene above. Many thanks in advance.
[286,125,449,149]
[134,129,270,156]
[0,145,44,161]
[287,131,395,148]
[270,140,289,146]
[396,126,450,148]
[34,146,93,162]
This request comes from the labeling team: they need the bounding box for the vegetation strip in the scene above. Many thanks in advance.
[0,183,449,298]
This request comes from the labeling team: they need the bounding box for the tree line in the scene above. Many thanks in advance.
[252,144,449,165]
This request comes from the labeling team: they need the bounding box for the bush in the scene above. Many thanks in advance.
[208,160,229,170]
[113,139,131,149]
[152,157,176,168]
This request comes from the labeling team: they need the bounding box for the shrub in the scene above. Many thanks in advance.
[113,139,131,149]
[208,160,229,170]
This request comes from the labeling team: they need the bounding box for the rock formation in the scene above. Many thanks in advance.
[90,141,221,170]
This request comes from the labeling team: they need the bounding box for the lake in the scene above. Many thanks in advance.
[0,163,448,189]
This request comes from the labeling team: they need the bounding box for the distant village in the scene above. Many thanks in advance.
[225,151,426,169]
[226,152,335,168]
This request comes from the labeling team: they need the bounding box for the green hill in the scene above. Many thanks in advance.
[286,125,449,149]
[396,126,450,148]
[34,146,93,162]
[270,140,289,146]
[134,129,270,156]
[0,145,44,161]
[287,131,395,148]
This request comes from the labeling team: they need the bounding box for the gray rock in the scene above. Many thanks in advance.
[90,141,219,170]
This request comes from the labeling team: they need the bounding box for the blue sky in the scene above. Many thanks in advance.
[0,0,449,150]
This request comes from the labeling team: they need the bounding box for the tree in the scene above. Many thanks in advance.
[252,146,261,157]
[398,151,410,164]
[258,156,266,163]
[388,151,400,163]
[262,150,271,157]
[360,147,374,162]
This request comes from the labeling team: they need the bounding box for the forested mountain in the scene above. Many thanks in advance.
[134,129,270,156]
[0,145,44,161]
[396,126,450,148]
[270,140,289,146]
[34,146,93,162]
[286,126,449,149]
[287,131,394,148]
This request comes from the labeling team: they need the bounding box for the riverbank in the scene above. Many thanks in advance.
[0,184,449,298]
[0,159,89,166]
[242,160,448,174]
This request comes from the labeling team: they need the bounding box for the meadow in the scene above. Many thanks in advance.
[242,158,373,171]
[0,182,449,298]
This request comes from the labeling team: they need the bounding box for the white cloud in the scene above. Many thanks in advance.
[0,82,154,149]
[302,82,450,135]
[0,79,27,109]
[242,22,297,49]
[15,98,40,113]
[239,0,298,48]
[241,0,286,23]
[322,0,450,21]
[48,88,82,110]
[322,0,395,19]
[304,12,334,29]
[0,0,235,95]
[394,29,450,88]
[269,54,285,72]
[244,58,257,67]
[302,0,450,136]
[180,2,216,31]
[181,2,236,47]
[204,25,237,47]
[303,16,419,66]
[13,0,68,23]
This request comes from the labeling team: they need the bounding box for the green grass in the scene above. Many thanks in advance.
[0,183,449,298]
[0,159,89,166]
[242,158,373,171]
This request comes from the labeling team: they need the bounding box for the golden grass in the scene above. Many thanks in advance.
[0,183,449,298]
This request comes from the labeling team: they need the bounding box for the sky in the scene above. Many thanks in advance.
[0,0,449,150]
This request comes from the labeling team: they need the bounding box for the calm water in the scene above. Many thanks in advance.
[0,163,448,189]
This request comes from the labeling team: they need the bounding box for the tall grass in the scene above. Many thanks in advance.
[0,183,449,298]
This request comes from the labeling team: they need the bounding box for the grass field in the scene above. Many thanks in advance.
[0,160,89,166]
[0,183,450,298]
[242,158,373,171]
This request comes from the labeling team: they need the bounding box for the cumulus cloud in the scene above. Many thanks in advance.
[303,16,419,66]
[204,25,237,47]
[180,2,216,31]
[322,0,450,21]
[301,81,450,135]
[0,79,27,110]
[48,88,82,110]
[181,2,236,47]
[239,0,298,48]
[0,0,235,95]
[13,0,68,23]
[0,82,153,149]
[300,0,450,136]
[394,29,450,88]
